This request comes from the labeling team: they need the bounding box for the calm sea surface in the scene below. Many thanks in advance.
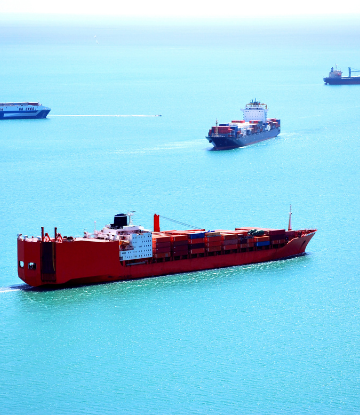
[1,15,360,414]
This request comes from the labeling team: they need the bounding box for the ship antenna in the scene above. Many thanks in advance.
[128,211,135,225]
[288,205,292,231]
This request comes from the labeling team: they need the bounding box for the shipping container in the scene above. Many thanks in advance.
[190,248,205,255]
[221,233,238,240]
[188,238,205,245]
[153,252,171,259]
[188,232,206,239]
[173,250,189,256]
[152,235,171,243]
[222,239,238,246]
[222,244,238,251]
[172,240,188,247]
[254,236,270,242]
[152,241,172,248]
[256,241,270,247]
[205,235,221,242]
[170,235,188,242]
[153,247,172,254]
[206,246,222,252]
[268,229,286,236]
[206,239,222,247]
[189,243,205,250]
[271,239,286,245]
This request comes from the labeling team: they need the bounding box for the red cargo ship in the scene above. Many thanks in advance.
[17,211,316,288]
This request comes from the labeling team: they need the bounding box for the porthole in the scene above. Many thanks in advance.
[28,262,37,270]
[19,261,24,268]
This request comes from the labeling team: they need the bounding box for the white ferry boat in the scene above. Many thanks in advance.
[0,102,51,119]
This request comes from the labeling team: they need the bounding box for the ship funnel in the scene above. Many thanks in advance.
[154,214,160,232]
[113,213,128,229]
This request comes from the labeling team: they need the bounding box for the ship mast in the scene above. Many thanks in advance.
[288,205,292,231]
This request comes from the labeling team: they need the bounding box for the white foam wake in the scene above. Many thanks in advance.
[50,114,162,117]
[0,284,31,293]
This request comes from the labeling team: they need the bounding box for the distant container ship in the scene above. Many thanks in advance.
[206,100,280,150]
[0,102,51,119]
[323,66,360,85]
[17,211,316,288]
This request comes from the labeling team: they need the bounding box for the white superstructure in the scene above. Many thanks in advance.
[0,102,51,119]
[84,214,153,261]
[328,66,342,78]
[241,100,268,122]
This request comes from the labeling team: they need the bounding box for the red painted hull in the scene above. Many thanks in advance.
[17,230,316,288]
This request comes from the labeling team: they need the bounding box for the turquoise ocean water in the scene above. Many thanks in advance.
[1,14,360,413]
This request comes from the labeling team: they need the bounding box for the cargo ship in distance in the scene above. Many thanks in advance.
[17,211,316,288]
[323,66,360,85]
[206,100,280,150]
[0,102,51,119]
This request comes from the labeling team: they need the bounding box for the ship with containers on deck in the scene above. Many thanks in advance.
[17,211,316,288]
[206,100,280,150]
[0,102,51,119]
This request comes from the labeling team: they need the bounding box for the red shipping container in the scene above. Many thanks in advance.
[153,252,171,259]
[173,249,189,255]
[221,233,238,241]
[254,236,270,242]
[188,238,205,244]
[172,240,188,247]
[271,239,285,245]
[170,235,188,242]
[222,239,238,246]
[153,247,171,254]
[206,245,222,252]
[190,248,205,254]
[152,241,171,248]
[205,235,221,242]
[268,229,286,236]
[152,235,171,243]
[222,244,238,251]
[206,240,222,247]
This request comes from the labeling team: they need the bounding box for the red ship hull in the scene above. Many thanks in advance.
[17,230,316,288]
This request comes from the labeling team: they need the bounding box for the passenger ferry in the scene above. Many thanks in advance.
[0,102,51,119]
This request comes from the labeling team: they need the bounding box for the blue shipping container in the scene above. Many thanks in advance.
[256,241,270,247]
[189,232,205,239]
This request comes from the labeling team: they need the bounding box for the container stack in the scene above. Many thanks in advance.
[170,234,189,257]
[188,231,206,255]
[152,233,172,259]
[221,233,238,252]
[268,229,286,246]
[152,226,295,260]
[254,235,270,247]
[205,231,222,253]
[236,231,254,249]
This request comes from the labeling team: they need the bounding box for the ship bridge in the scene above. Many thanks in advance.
[241,100,268,123]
